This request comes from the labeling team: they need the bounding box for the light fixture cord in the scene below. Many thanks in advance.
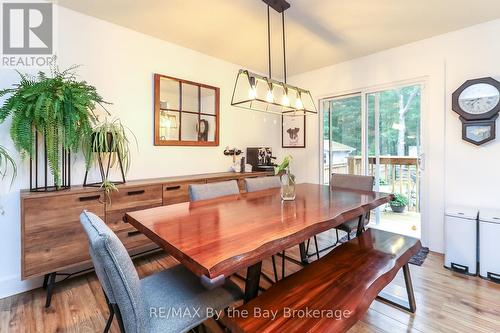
[267,5,272,79]
[282,11,287,83]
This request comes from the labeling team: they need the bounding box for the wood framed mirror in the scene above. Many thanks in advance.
[154,74,220,146]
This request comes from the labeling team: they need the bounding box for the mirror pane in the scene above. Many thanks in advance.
[200,115,216,142]
[182,83,199,112]
[160,78,180,110]
[201,88,216,114]
[159,110,180,141]
[181,113,199,141]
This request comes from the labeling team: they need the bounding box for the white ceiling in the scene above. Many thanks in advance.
[58,0,500,76]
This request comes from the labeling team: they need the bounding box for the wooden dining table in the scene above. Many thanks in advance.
[125,183,393,302]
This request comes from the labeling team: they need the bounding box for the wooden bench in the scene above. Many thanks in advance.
[222,229,421,333]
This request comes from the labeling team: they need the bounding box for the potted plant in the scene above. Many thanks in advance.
[0,145,17,187]
[275,155,296,201]
[390,193,409,213]
[82,118,136,187]
[0,66,108,190]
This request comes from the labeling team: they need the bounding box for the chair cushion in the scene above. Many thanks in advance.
[188,180,239,201]
[245,176,281,193]
[80,211,147,333]
[142,265,243,333]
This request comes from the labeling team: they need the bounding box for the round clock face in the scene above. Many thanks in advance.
[458,83,500,115]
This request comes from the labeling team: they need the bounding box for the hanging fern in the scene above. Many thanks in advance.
[0,67,108,187]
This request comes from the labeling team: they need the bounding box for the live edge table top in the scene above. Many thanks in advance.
[125,183,393,279]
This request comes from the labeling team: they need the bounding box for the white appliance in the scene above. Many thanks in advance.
[444,206,478,275]
[479,209,500,282]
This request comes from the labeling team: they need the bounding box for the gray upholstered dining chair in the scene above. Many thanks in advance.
[244,176,286,283]
[188,180,240,202]
[80,210,242,333]
[309,173,375,258]
[244,176,281,193]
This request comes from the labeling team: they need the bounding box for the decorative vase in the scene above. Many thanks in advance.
[280,170,296,201]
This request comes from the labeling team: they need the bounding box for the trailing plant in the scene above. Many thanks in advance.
[82,118,137,174]
[0,66,108,187]
[100,178,118,205]
[0,145,17,187]
[275,155,295,184]
[390,193,409,207]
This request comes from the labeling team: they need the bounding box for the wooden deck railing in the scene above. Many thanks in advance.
[348,156,419,212]
[324,156,419,212]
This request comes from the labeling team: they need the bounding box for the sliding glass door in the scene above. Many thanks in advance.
[321,83,423,238]
[321,94,362,185]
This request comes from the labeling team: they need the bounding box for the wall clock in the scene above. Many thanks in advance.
[452,77,500,120]
[452,77,500,145]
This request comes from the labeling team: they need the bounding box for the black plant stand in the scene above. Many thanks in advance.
[83,151,126,187]
[30,130,71,192]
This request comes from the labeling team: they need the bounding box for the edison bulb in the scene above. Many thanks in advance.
[266,90,274,102]
[282,94,290,106]
[248,87,257,99]
[295,98,303,109]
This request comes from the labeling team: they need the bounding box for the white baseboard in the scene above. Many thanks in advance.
[0,274,43,299]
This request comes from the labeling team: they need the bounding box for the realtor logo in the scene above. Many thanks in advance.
[2,2,53,54]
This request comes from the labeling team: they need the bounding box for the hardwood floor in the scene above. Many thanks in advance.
[1,232,500,333]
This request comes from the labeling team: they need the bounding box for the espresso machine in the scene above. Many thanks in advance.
[246,147,277,172]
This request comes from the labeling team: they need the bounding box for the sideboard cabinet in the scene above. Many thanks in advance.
[21,171,271,281]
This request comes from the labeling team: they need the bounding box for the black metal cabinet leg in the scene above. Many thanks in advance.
[299,242,309,265]
[244,262,262,303]
[42,273,49,289]
[45,272,56,308]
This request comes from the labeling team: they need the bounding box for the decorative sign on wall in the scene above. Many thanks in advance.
[282,115,306,148]
[452,77,500,145]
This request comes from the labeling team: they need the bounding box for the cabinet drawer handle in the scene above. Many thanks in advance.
[127,190,145,196]
[127,230,141,237]
[79,195,101,202]
[165,185,181,191]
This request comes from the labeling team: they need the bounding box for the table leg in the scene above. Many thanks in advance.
[244,262,262,303]
[299,242,309,265]
[356,215,365,237]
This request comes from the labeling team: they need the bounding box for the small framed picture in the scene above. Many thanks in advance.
[282,115,306,148]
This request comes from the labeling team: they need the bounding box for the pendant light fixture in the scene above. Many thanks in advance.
[231,0,317,116]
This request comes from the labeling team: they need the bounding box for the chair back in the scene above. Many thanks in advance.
[245,176,281,193]
[188,180,240,201]
[80,211,147,333]
[330,173,374,191]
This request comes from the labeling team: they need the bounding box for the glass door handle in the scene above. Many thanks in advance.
[418,153,425,171]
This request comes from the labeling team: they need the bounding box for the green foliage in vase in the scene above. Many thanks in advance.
[0,66,108,187]
[82,118,137,174]
[275,155,295,184]
[0,145,17,187]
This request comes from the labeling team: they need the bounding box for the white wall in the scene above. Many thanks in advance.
[287,18,500,253]
[0,6,281,298]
